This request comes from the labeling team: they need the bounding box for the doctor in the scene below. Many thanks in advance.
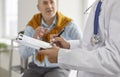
[39,0,120,77]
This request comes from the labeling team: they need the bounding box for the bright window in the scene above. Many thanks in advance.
[5,0,18,38]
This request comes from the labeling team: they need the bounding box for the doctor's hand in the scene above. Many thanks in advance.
[38,46,59,63]
[33,26,48,39]
[50,34,70,49]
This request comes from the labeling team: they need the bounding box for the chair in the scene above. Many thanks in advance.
[9,31,28,77]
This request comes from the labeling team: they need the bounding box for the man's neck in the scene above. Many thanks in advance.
[43,16,55,26]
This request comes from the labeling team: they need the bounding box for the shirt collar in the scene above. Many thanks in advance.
[41,16,57,29]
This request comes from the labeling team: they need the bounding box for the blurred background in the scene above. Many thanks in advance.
[0,0,95,77]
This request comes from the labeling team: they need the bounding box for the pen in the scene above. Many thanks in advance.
[57,29,65,37]
[50,29,64,46]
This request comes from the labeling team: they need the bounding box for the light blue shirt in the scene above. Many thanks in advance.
[19,17,82,68]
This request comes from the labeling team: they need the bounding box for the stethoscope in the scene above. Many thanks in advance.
[84,0,102,46]
[91,0,102,46]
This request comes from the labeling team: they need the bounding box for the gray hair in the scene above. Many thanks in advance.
[38,0,57,3]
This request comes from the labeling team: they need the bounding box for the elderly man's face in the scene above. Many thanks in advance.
[37,0,57,19]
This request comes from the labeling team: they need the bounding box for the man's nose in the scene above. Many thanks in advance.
[47,3,52,8]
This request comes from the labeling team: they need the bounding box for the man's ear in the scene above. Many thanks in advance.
[37,4,40,11]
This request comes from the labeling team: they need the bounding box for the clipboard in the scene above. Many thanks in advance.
[16,34,52,49]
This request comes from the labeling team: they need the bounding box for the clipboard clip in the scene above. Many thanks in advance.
[16,34,23,40]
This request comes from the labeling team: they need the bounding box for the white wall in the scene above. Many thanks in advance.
[58,0,84,30]
[18,0,39,32]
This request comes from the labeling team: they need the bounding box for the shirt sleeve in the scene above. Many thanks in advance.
[62,20,82,49]
[19,26,35,59]
[62,20,82,40]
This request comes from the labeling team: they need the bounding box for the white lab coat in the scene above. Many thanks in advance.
[58,0,120,77]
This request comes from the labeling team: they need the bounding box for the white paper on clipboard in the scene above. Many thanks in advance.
[16,34,52,50]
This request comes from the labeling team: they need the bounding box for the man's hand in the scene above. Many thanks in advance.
[50,34,70,49]
[38,47,59,63]
[33,26,48,39]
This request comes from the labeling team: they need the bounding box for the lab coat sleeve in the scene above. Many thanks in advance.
[58,0,120,76]
[68,40,81,49]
